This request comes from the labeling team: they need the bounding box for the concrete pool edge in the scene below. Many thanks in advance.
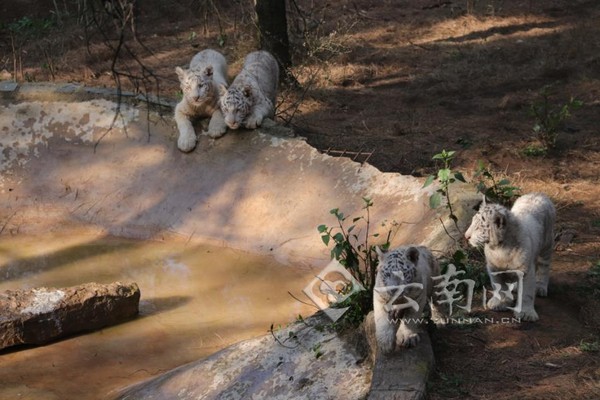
[0,82,480,399]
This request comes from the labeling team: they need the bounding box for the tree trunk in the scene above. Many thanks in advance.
[254,0,296,85]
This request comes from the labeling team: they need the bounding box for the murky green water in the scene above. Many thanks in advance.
[0,232,317,399]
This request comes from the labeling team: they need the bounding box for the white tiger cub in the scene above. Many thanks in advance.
[373,245,446,354]
[465,193,556,322]
[174,49,228,152]
[218,50,279,130]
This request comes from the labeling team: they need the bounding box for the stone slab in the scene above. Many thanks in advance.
[0,282,140,350]
[0,93,475,268]
[362,312,435,400]
[115,313,371,400]
[0,81,18,92]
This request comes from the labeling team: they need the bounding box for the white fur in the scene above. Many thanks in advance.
[219,50,279,130]
[465,193,556,321]
[373,245,446,354]
[174,49,228,152]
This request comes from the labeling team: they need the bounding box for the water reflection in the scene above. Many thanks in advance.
[0,232,317,399]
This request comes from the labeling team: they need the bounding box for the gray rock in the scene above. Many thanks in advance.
[115,313,371,400]
[362,312,435,400]
[0,81,18,92]
[0,282,140,350]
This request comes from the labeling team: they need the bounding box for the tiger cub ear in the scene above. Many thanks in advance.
[204,66,213,77]
[175,67,186,82]
[494,213,506,229]
[242,84,253,98]
[407,247,420,264]
[375,246,388,272]
[218,84,228,97]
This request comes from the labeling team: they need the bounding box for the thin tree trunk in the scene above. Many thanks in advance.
[254,0,297,85]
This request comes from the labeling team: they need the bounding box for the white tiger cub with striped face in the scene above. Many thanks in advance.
[219,50,279,130]
[174,49,228,152]
[465,193,556,321]
[373,245,446,354]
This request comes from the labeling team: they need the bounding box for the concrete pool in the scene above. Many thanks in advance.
[0,83,472,399]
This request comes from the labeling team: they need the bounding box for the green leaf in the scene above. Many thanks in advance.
[454,171,466,183]
[333,232,345,243]
[423,175,436,188]
[321,235,330,246]
[476,159,485,171]
[317,224,328,233]
[429,193,442,209]
[217,33,227,47]
[452,249,467,263]
[438,168,450,182]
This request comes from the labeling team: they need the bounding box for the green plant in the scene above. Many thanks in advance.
[579,339,600,353]
[7,16,55,36]
[423,150,466,237]
[522,144,547,157]
[529,85,583,149]
[473,161,520,207]
[311,342,324,359]
[330,289,372,329]
[589,261,600,299]
[317,198,398,328]
[318,197,396,292]
[440,249,488,294]
[588,261,600,278]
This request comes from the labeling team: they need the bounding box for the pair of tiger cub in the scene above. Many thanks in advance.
[174,49,279,152]
[375,193,555,354]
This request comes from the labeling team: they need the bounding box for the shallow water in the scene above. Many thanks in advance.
[0,232,317,399]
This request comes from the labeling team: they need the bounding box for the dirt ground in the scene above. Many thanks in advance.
[1,0,599,399]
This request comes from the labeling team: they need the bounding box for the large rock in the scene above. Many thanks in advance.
[0,90,469,268]
[115,312,371,400]
[0,281,140,350]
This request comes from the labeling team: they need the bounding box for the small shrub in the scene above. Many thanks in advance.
[579,339,600,353]
[317,198,398,327]
[318,197,396,292]
[423,150,466,241]
[473,161,520,207]
[440,249,488,294]
[529,85,583,149]
[522,144,547,157]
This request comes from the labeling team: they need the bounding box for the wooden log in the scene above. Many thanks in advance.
[0,281,140,350]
